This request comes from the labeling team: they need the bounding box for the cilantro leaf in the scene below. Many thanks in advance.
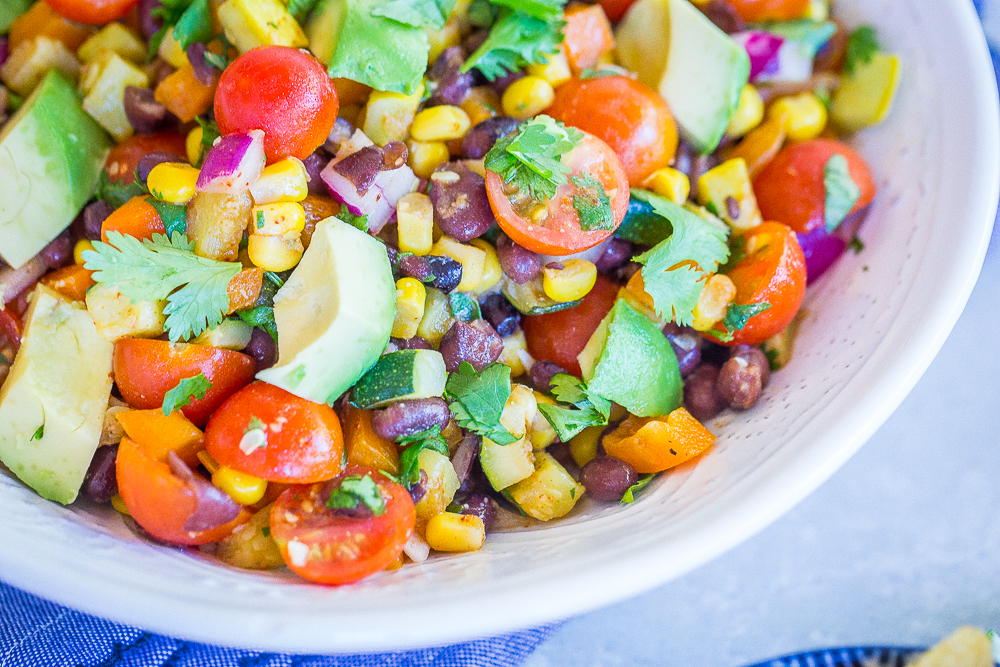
[536,374,610,441]
[823,154,860,232]
[462,8,565,81]
[844,24,880,75]
[83,232,242,342]
[173,0,212,49]
[488,0,564,21]
[338,211,369,231]
[571,173,615,232]
[620,474,654,503]
[245,416,265,433]
[703,301,772,343]
[162,373,212,415]
[95,171,149,209]
[449,292,482,322]
[31,423,44,441]
[287,0,320,21]
[236,306,277,343]
[371,0,456,29]
[395,426,450,486]
[484,115,581,200]
[327,474,387,516]
[632,193,730,326]
[148,0,194,59]
[195,117,220,166]
[847,235,864,254]
[446,362,518,445]
[146,198,188,236]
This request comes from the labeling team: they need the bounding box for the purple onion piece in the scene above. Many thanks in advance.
[320,143,418,234]
[185,42,219,86]
[137,0,164,38]
[731,31,784,80]
[0,37,8,69]
[796,226,846,285]
[196,130,266,194]
[40,231,73,270]
[450,434,482,486]
[167,451,242,532]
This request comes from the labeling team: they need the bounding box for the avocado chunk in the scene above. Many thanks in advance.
[615,0,749,154]
[578,298,682,417]
[256,216,396,404]
[0,285,115,504]
[0,70,113,269]
[0,0,31,33]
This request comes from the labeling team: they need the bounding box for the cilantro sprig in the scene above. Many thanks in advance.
[571,173,615,232]
[823,154,861,232]
[148,0,212,59]
[83,232,242,342]
[844,24,880,75]
[462,7,566,81]
[536,374,611,442]
[327,474,387,516]
[393,426,450,486]
[446,362,518,445]
[484,115,582,201]
[162,373,212,416]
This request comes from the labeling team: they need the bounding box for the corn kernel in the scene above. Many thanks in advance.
[527,48,572,87]
[469,239,501,295]
[641,167,690,205]
[425,512,485,552]
[407,140,451,179]
[542,259,597,303]
[696,158,763,232]
[502,75,555,120]
[569,426,603,467]
[431,236,486,292]
[74,239,94,266]
[692,274,736,331]
[410,105,472,142]
[250,157,309,205]
[769,92,827,142]
[186,126,203,165]
[111,494,130,515]
[392,277,427,339]
[726,84,765,139]
[212,465,268,505]
[251,202,306,239]
[397,192,435,255]
[247,234,303,271]
[146,162,200,204]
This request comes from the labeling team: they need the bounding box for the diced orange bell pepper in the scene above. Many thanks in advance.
[154,64,218,123]
[226,267,263,313]
[101,195,166,243]
[561,4,615,74]
[9,2,94,53]
[723,118,786,179]
[116,409,205,468]
[602,408,715,473]
[342,404,400,475]
[40,264,96,302]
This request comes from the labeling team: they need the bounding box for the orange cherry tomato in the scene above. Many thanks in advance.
[113,339,257,427]
[720,221,806,346]
[270,467,415,585]
[116,437,250,546]
[104,132,188,183]
[486,132,629,255]
[753,139,876,235]
[204,382,344,484]
[521,274,619,377]
[599,0,639,23]
[727,0,809,22]
[43,0,138,25]
[101,195,165,243]
[215,46,339,163]
[546,75,678,187]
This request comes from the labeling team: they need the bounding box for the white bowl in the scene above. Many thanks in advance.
[1,0,997,654]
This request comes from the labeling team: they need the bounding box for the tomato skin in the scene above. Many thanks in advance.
[270,467,415,585]
[720,222,806,346]
[105,132,188,183]
[205,382,344,484]
[727,0,809,22]
[0,307,23,348]
[546,76,678,187]
[215,47,339,163]
[43,0,138,25]
[116,437,250,545]
[753,139,875,235]
[522,274,619,377]
[113,339,257,427]
[486,132,629,255]
[600,0,639,23]
[101,195,165,242]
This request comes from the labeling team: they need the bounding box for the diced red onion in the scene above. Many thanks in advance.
[0,254,47,304]
[167,451,242,532]
[332,145,383,196]
[754,39,814,84]
[196,130,266,195]
[538,237,612,266]
[731,32,784,81]
[0,38,8,69]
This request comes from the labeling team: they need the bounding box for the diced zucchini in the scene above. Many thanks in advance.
[506,452,584,521]
[350,349,447,409]
[218,0,308,53]
[191,318,254,349]
[501,276,581,316]
[696,158,762,232]
[480,435,535,491]
[1,37,80,97]
[77,23,146,64]
[416,286,455,345]
[79,52,149,141]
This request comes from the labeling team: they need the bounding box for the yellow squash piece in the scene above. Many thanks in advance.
[831,52,901,132]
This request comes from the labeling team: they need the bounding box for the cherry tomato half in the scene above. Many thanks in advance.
[522,274,620,377]
[600,0,639,23]
[113,339,257,427]
[0,307,23,349]
[270,467,416,585]
[215,47,339,163]
[546,76,678,186]
[43,0,138,25]
[720,221,806,346]
[116,437,250,545]
[486,132,629,255]
[727,0,809,22]
[104,132,188,183]
[753,138,875,235]
[205,382,344,484]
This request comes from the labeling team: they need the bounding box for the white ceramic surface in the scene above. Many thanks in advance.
[1,0,997,654]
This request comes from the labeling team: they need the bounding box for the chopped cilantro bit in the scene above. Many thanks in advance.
[536,374,610,441]
[449,292,482,322]
[844,24,880,75]
[578,67,621,79]
[848,235,865,254]
[147,198,188,237]
[489,0,564,20]
[95,170,149,209]
[245,416,265,433]
[162,373,212,416]
[446,362,518,445]
[261,526,271,537]
[327,474,387,516]
[620,475,654,503]
[571,173,615,232]
[236,306,278,343]
[484,115,582,201]
[823,154,860,232]
[31,424,44,441]
[394,426,450,486]
[195,117,220,166]
[339,210,370,231]
[463,8,565,81]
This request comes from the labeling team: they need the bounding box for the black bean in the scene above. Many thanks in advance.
[428,47,473,107]
[462,30,489,56]
[371,398,452,441]
[663,327,701,377]
[717,355,764,410]
[496,233,541,284]
[40,231,73,269]
[450,434,481,485]
[594,237,633,273]
[438,319,504,372]
[76,201,113,241]
[696,0,745,33]
[136,151,185,185]
[429,162,496,241]
[426,254,464,293]
[137,0,163,39]
[398,253,434,282]
[302,151,330,195]
[455,494,498,533]
[489,69,524,96]
[185,42,220,86]
[461,116,520,159]
[683,363,726,421]
[243,327,278,372]
[81,445,119,504]
[124,86,177,134]
[529,360,567,392]
[480,293,521,338]
[390,336,433,350]
[580,456,638,502]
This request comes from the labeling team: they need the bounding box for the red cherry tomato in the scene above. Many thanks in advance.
[720,221,806,346]
[600,0,639,23]
[0,307,23,349]
[522,274,620,377]
[753,138,875,235]
[43,0,138,25]
[104,132,188,183]
[727,0,809,22]
[486,132,629,255]
[215,46,339,163]
[270,467,416,585]
[545,76,678,186]
[116,437,250,545]
[113,339,256,427]
[204,382,344,484]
